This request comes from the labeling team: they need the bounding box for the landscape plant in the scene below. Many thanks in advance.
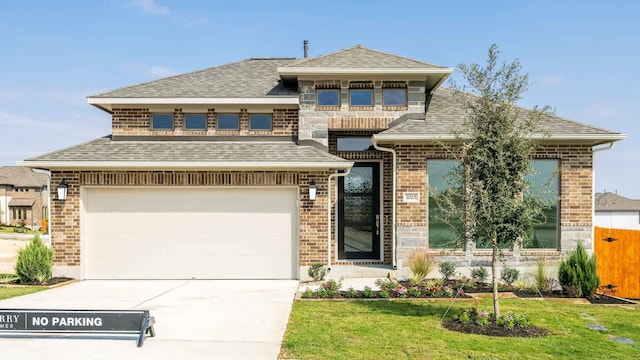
[501,267,520,286]
[307,263,327,282]
[407,250,435,284]
[470,267,489,284]
[439,261,456,281]
[433,45,552,317]
[14,233,53,284]
[558,240,599,297]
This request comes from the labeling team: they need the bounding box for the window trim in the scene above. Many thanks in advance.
[183,113,208,130]
[382,88,408,106]
[316,89,341,107]
[349,88,374,107]
[216,113,241,131]
[249,113,273,131]
[151,113,174,130]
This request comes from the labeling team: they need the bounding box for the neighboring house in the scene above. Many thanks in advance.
[594,192,640,230]
[19,45,626,280]
[0,166,49,229]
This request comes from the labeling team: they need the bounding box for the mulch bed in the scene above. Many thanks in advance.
[442,319,549,337]
[6,277,74,287]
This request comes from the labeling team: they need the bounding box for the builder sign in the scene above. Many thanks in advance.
[0,309,155,347]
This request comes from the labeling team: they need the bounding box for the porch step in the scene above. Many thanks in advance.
[327,265,393,279]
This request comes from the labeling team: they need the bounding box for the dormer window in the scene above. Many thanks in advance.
[249,114,272,130]
[382,88,407,106]
[151,113,174,130]
[349,89,373,106]
[217,114,240,130]
[184,114,207,130]
[317,89,340,106]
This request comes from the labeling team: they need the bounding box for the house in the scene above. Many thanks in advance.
[19,45,626,280]
[594,192,640,230]
[0,166,49,229]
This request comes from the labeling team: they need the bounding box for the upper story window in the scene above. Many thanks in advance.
[317,89,340,106]
[349,89,373,106]
[184,114,207,130]
[217,114,240,130]
[249,114,272,130]
[337,137,373,151]
[383,88,407,106]
[15,188,29,192]
[151,113,174,130]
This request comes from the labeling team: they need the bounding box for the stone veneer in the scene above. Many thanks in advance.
[49,170,330,279]
[298,80,426,147]
[111,108,298,136]
[392,143,594,270]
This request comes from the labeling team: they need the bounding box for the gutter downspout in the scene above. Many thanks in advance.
[31,169,51,247]
[371,137,398,270]
[328,169,351,270]
[591,142,616,254]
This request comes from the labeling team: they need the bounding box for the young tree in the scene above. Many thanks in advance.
[434,45,552,317]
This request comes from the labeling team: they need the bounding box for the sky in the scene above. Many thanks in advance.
[0,0,638,197]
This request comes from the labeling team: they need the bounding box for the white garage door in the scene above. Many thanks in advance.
[82,187,297,279]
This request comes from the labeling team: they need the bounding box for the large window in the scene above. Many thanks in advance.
[524,160,559,249]
[217,114,240,130]
[427,160,461,249]
[151,114,174,130]
[350,89,373,106]
[249,114,272,130]
[382,88,407,106]
[184,114,207,130]
[317,89,340,106]
[427,159,560,249]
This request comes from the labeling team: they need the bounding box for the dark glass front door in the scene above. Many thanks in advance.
[338,162,380,259]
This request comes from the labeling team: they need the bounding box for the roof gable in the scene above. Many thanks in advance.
[289,45,447,69]
[595,192,640,211]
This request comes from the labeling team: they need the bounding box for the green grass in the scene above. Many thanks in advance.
[281,299,640,359]
[0,286,46,300]
[0,226,34,234]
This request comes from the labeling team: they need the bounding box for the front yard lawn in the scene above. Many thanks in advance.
[0,286,46,300]
[281,299,640,359]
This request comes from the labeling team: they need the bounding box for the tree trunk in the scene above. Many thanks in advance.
[492,242,500,318]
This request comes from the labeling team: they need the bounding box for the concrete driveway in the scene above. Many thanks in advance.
[0,280,298,360]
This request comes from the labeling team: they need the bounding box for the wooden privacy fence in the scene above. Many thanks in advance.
[594,227,640,299]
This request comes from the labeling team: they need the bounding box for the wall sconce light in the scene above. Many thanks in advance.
[57,179,68,201]
[308,180,317,201]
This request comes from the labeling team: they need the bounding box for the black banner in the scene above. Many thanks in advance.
[0,310,144,332]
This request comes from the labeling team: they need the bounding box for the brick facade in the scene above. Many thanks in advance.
[49,170,330,277]
[111,108,298,137]
[391,143,594,270]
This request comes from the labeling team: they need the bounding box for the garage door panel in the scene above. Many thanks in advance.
[83,187,297,279]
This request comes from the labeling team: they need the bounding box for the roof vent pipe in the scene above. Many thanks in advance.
[303,40,309,58]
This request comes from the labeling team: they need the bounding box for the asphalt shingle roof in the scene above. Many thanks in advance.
[25,137,350,165]
[595,192,640,211]
[289,45,448,69]
[0,166,48,187]
[91,58,299,98]
[380,87,622,138]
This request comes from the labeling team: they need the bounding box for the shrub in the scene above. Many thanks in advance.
[308,263,328,282]
[532,259,552,293]
[374,278,400,292]
[439,261,457,281]
[407,250,435,284]
[501,267,520,286]
[345,287,357,298]
[558,241,599,297]
[15,233,53,284]
[301,288,314,298]
[316,278,342,298]
[470,267,489,284]
[362,286,374,298]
